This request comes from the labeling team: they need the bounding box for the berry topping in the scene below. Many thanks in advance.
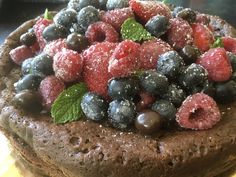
[70,23,85,34]
[136,92,156,111]
[196,48,232,82]
[228,52,236,71]
[108,99,136,129]
[108,40,140,77]
[67,0,80,12]
[20,32,37,46]
[85,21,119,44]
[176,8,196,24]
[176,93,221,130]
[10,45,34,65]
[215,80,236,103]
[167,17,194,50]
[172,6,184,17]
[54,9,77,28]
[39,76,65,109]
[222,37,236,55]
[53,49,84,82]
[43,38,68,57]
[99,0,108,10]
[42,24,67,42]
[196,14,210,25]
[81,92,108,122]
[179,45,200,64]
[106,0,129,10]
[21,58,34,75]
[135,110,162,134]
[66,33,89,52]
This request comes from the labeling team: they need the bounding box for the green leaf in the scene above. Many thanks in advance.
[121,18,154,42]
[44,8,53,20]
[51,83,87,124]
[211,37,224,48]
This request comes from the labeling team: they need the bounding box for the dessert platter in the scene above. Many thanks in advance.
[0,0,236,177]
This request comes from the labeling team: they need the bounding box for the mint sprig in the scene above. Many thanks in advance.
[44,8,53,20]
[121,18,153,42]
[211,37,224,48]
[51,83,87,124]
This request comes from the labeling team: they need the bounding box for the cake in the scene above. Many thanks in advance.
[1,1,236,177]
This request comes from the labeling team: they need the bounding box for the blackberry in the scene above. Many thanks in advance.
[157,51,185,80]
[66,33,89,52]
[172,6,184,17]
[21,58,34,75]
[54,9,77,28]
[31,54,54,76]
[42,24,67,42]
[81,92,108,122]
[215,80,236,103]
[145,15,170,38]
[228,52,236,72]
[20,32,36,46]
[179,45,201,64]
[176,8,196,23]
[106,0,129,10]
[139,70,169,96]
[108,99,136,129]
[108,77,140,100]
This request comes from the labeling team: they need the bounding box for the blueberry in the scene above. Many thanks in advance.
[179,45,201,64]
[228,52,236,72]
[108,77,140,100]
[162,84,186,107]
[145,15,170,38]
[14,74,44,93]
[172,6,184,17]
[215,80,236,103]
[106,0,129,10]
[191,80,216,98]
[108,99,136,129]
[77,6,99,30]
[20,32,36,46]
[176,8,196,23]
[157,51,185,80]
[139,70,169,96]
[81,92,108,122]
[151,100,176,123]
[179,63,208,90]
[67,0,80,12]
[70,23,85,34]
[42,24,67,42]
[66,33,89,52]
[54,9,77,28]
[31,54,54,76]
[21,58,34,75]
[78,0,100,9]
[99,0,108,10]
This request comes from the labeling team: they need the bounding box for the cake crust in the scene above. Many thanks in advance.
[0,15,236,177]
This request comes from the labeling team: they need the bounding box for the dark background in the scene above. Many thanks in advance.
[0,0,236,44]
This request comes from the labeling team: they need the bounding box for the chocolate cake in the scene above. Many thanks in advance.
[1,1,236,177]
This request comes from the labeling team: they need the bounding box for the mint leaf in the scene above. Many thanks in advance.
[44,8,53,20]
[121,18,153,42]
[211,37,224,48]
[51,83,87,124]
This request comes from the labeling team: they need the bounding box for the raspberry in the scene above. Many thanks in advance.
[167,17,193,50]
[53,49,84,82]
[176,93,221,130]
[129,0,171,24]
[33,17,53,49]
[101,7,134,31]
[196,48,232,82]
[43,39,68,57]
[136,92,156,112]
[83,42,117,98]
[39,76,65,109]
[192,23,214,52]
[30,42,40,54]
[108,40,140,77]
[222,37,236,55]
[139,38,172,69]
[9,45,34,65]
[85,22,119,44]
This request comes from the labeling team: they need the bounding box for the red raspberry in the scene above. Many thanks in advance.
[192,23,214,52]
[33,17,53,49]
[44,39,68,57]
[85,22,119,44]
[129,0,171,24]
[9,45,34,65]
[108,40,140,77]
[101,7,134,31]
[222,37,236,55]
[139,39,172,70]
[53,49,84,82]
[136,92,156,112]
[196,48,232,82]
[83,42,117,98]
[39,76,65,109]
[167,18,193,50]
[176,93,221,130]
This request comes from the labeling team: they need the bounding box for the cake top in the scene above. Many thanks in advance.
[9,0,236,135]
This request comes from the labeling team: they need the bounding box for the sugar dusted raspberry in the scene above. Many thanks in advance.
[9,45,34,65]
[167,17,193,50]
[222,37,236,55]
[176,93,221,130]
[44,39,68,57]
[83,42,117,98]
[39,76,65,109]
[101,7,134,31]
[108,40,140,77]
[196,48,232,82]
[53,49,84,82]
[85,22,119,44]
[139,39,172,70]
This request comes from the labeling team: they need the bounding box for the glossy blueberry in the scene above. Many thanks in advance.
[66,33,89,52]
[81,92,108,122]
[228,52,236,72]
[31,54,54,76]
[21,58,34,75]
[215,80,236,103]
[54,9,77,28]
[145,15,170,38]
[139,70,169,96]
[70,23,85,34]
[42,24,67,42]
[106,0,129,10]
[176,8,196,23]
[157,51,185,80]
[108,77,140,100]
[179,45,201,64]
[108,99,136,129]
[172,6,184,17]
[77,6,99,30]
[20,32,36,46]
